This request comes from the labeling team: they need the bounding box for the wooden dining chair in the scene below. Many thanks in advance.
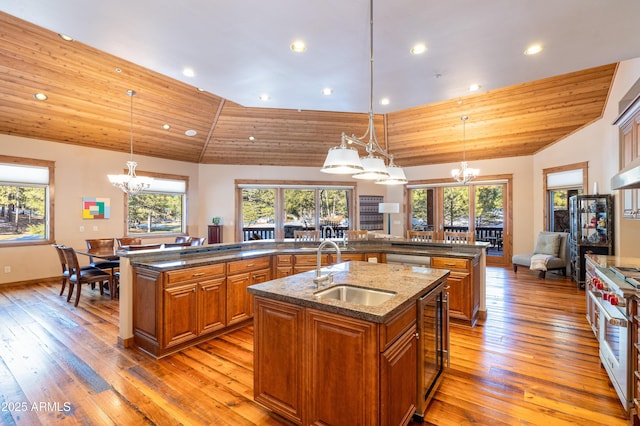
[293,230,320,241]
[52,244,98,298]
[345,230,368,240]
[443,231,474,243]
[174,236,191,244]
[116,237,142,248]
[59,246,113,307]
[189,237,205,246]
[408,230,434,242]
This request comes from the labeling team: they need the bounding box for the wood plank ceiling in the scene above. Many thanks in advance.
[0,12,617,168]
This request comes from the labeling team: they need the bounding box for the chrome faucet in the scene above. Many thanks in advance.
[313,239,341,286]
[323,225,335,240]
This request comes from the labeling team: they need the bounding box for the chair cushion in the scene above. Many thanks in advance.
[533,233,561,256]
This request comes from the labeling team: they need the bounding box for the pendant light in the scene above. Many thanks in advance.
[451,115,479,184]
[320,0,405,184]
[107,90,153,194]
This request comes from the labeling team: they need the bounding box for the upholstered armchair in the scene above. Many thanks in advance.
[512,232,569,278]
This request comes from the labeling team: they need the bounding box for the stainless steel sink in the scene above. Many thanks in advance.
[314,285,396,306]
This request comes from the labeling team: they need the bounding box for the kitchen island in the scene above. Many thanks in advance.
[247,261,449,425]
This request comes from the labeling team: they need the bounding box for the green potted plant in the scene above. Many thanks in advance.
[212,216,221,225]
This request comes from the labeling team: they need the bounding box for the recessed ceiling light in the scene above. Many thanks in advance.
[322,88,333,96]
[524,44,543,55]
[410,43,427,55]
[259,94,270,101]
[162,124,171,130]
[185,129,197,137]
[115,67,122,73]
[196,87,205,92]
[183,67,195,77]
[33,93,48,101]
[379,98,390,106]
[58,33,74,42]
[290,41,306,52]
[469,83,481,92]
[248,136,256,142]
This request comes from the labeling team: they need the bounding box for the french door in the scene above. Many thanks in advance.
[407,178,511,266]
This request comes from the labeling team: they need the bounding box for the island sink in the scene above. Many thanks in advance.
[314,284,396,306]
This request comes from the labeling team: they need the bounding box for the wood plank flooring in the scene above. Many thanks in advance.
[0,267,629,425]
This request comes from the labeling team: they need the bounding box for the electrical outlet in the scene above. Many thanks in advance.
[3,266,10,273]
[92,225,99,231]
[79,226,85,232]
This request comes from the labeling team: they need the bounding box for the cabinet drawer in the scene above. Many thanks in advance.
[380,304,416,351]
[294,254,329,266]
[165,263,226,285]
[227,256,271,275]
[339,253,365,262]
[432,256,470,271]
[276,255,293,266]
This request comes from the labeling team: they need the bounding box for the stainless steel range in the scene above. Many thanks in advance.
[588,266,639,411]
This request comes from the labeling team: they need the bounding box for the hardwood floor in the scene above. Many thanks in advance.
[0,267,628,425]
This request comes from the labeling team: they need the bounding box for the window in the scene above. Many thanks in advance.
[238,182,354,241]
[127,174,187,236]
[543,162,587,232]
[0,156,53,245]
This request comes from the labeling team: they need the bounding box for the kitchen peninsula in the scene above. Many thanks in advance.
[117,238,487,357]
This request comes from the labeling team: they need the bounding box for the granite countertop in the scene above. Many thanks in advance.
[247,261,449,323]
[125,239,483,272]
[586,254,640,269]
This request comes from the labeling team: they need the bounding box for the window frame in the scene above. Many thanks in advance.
[0,155,54,247]
[235,180,356,241]
[542,162,588,231]
[124,170,189,238]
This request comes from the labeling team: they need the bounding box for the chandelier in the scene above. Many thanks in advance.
[451,115,479,184]
[107,90,153,194]
[319,0,407,185]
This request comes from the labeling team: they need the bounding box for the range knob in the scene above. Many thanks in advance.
[610,295,619,306]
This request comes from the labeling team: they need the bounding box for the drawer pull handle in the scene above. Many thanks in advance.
[192,272,206,277]
[247,263,255,267]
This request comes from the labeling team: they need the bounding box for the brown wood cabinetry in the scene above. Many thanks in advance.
[253,298,304,424]
[274,255,294,278]
[133,259,266,357]
[227,257,271,326]
[432,256,480,326]
[253,296,417,425]
[614,97,640,219]
[293,253,329,274]
[207,224,223,244]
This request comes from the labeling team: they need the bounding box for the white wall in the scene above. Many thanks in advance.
[197,164,386,242]
[533,58,640,257]
[0,135,199,284]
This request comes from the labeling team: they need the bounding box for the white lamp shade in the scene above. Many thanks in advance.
[321,146,364,174]
[352,156,390,180]
[378,202,400,213]
[375,164,407,185]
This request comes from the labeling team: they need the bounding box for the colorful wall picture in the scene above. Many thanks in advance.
[82,197,110,219]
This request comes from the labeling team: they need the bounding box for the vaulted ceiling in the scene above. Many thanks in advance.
[0,9,628,168]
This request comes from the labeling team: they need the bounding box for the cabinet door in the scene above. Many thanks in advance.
[226,272,252,326]
[381,325,417,426]
[305,309,378,425]
[254,297,304,424]
[163,283,198,347]
[446,271,471,322]
[199,277,226,335]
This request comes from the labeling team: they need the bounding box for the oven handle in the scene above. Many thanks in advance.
[588,290,628,328]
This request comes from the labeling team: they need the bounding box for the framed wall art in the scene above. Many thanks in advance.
[82,197,110,219]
